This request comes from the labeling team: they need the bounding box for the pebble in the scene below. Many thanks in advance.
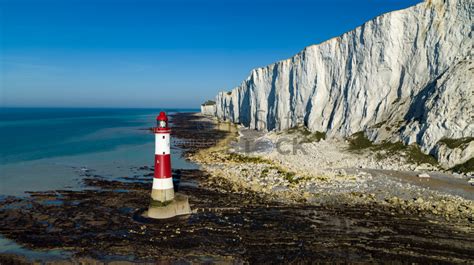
[415,198,424,204]
[417,173,431,178]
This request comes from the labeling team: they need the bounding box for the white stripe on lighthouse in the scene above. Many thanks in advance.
[152,177,174,190]
[155,133,170,155]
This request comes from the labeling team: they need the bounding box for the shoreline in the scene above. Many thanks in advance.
[0,112,472,263]
[190,114,474,225]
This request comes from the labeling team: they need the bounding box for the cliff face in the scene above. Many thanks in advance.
[201,104,216,116]
[212,0,473,168]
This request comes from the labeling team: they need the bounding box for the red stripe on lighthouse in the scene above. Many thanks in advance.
[154,154,171,179]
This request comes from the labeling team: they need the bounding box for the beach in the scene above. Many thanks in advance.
[2,0,472,262]
[1,112,473,263]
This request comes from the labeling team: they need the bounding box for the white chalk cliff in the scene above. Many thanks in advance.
[210,0,473,168]
[201,104,216,116]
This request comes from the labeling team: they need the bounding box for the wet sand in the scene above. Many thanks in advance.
[0,113,473,263]
[374,169,473,199]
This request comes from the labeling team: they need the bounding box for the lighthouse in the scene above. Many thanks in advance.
[143,111,191,219]
[151,112,174,202]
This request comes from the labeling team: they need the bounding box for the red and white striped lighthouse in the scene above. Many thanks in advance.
[151,112,174,202]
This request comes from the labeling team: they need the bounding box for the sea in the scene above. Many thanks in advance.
[0,107,199,196]
[0,107,200,259]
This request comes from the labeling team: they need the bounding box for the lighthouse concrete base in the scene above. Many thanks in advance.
[151,187,175,202]
[143,193,192,219]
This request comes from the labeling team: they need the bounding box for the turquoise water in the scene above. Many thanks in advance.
[0,107,199,259]
[0,108,193,164]
[0,107,199,196]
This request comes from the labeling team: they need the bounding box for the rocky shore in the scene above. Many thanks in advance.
[188,114,473,227]
[0,112,473,263]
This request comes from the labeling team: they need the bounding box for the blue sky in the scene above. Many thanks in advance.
[1,0,421,108]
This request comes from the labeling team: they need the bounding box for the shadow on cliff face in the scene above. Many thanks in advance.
[0,113,472,264]
[400,68,446,145]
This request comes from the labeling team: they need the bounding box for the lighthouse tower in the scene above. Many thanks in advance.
[143,111,191,220]
[151,112,174,202]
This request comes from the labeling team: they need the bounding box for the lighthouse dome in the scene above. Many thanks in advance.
[156,112,168,121]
